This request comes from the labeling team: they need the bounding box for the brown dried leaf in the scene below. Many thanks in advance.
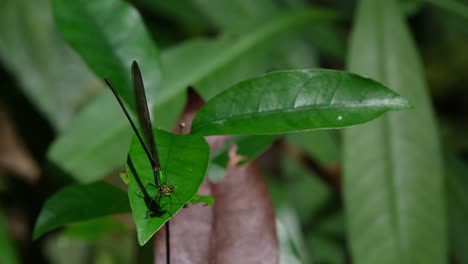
[154,88,278,264]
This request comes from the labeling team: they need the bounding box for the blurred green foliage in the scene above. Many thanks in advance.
[0,0,467,263]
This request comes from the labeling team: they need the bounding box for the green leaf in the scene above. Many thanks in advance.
[0,212,19,264]
[127,128,209,245]
[33,182,130,239]
[0,0,99,131]
[191,70,411,136]
[53,0,161,109]
[47,93,132,183]
[343,1,446,263]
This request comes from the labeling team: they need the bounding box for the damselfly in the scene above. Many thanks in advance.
[105,61,181,218]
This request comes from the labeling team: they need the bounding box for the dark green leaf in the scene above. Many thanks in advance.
[446,155,468,264]
[33,182,130,239]
[343,1,446,263]
[0,212,19,264]
[53,0,161,109]
[426,0,468,20]
[127,128,209,245]
[192,70,411,135]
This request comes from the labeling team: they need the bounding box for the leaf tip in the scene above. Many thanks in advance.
[393,96,414,110]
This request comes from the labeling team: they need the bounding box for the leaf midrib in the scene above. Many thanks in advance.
[194,100,406,130]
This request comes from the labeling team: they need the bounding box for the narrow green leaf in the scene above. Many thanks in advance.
[343,1,446,263]
[53,0,161,109]
[0,0,99,131]
[33,182,130,239]
[0,212,19,264]
[192,70,410,136]
[127,128,209,245]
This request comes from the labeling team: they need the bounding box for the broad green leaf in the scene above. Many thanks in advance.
[53,0,161,109]
[47,92,132,183]
[343,1,446,263]
[0,0,99,131]
[191,70,411,136]
[127,128,209,245]
[0,212,19,264]
[33,182,130,239]
[445,155,468,264]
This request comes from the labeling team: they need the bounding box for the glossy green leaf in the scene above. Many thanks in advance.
[0,0,99,131]
[0,212,19,264]
[343,1,446,263]
[33,182,130,239]
[192,70,411,136]
[47,92,132,183]
[127,128,209,245]
[53,0,161,109]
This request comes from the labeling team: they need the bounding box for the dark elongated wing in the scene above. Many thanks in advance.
[131,61,161,170]
[105,78,155,170]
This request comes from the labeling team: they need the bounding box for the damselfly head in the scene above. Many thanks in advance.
[159,184,174,196]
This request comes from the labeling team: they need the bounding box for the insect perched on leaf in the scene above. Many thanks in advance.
[104,61,182,218]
